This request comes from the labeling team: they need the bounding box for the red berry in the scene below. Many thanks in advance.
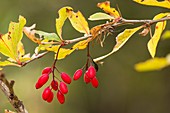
[36,74,49,89]
[42,87,52,101]
[42,67,52,74]
[59,82,68,94]
[61,72,72,84]
[87,66,96,79]
[84,72,91,84]
[73,69,83,80]
[47,91,54,103]
[57,90,65,104]
[35,82,42,89]
[51,80,58,91]
[91,77,99,88]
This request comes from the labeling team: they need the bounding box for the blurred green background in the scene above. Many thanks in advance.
[0,0,170,113]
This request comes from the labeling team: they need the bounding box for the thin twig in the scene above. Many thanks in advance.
[21,51,49,67]
[0,72,28,113]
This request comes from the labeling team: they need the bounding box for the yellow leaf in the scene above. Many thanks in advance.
[93,26,142,62]
[135,57,169,72]
[0,60,20,68]
[97,1,120,18]
[147,13,168,58]
[88,12,115,21]
[72,40,88,50]
[0,16,26,62]
[133,0,170,9]
[43,39,88,60]
[56,7,73,40]
[162,30,170,39]
[66,9,90,34]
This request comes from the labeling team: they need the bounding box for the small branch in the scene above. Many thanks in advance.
[64,34,92,44]
[121,16,170,25]
[21,51,49,67]
[0,72,28,113]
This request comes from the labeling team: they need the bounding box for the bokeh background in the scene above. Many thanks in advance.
[0,0,170,113]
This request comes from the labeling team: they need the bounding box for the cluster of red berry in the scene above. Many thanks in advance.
[73,66,99,88]
[35,65,98,104]
[35,67,71,104]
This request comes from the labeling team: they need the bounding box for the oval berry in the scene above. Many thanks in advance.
[47,92,54,103]
[42,67,52,74]
[36,74,49,89]
[87,66,96,79]
[91,77,99,88]
[73,69,83,80]
[57,90,65,104]
[42,87,52,100]
[59,82,68,94]
[51,80,58,91]
[61,72,72,84]
[84,72,91,84]
[35,82,42,89]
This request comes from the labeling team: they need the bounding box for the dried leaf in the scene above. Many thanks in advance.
[56,7,73,39]
[93,26,142,62]
[133,0,170,9]
[23,24,41,44]
[66,9,90,34]
[162,30,170,39]
[139,27,150,36]
[97,1,120,18]
[135,57,169,72]
[24,24,61,43]
[88,12,114,21]
[147,13,168,58]
[5,109,16,113]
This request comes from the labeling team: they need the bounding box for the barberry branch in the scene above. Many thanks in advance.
[21,51,49,67]
[0,72,28,113]
[20,16,170,67]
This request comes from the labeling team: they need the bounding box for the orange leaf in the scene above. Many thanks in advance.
[97,1,120,18]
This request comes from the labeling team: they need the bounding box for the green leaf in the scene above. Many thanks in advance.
[35,30,61,42]
[56,6,73,40]
[93,26,143,62]
[147,13,168,58]
[162,30,170,39]
[133,0,170,9]
[88,12,114,21]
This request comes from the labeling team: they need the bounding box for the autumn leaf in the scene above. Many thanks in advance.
[133,0,170,9]
[93,26,143,62]
[66,8,90,34]
[135,54,170,71]
[0,16,26,62]
[24,24,61,44]
[162,30,170,39]
[147,13,169,58]
[0,60,20,70]
[88,12,115,21]
[56,7,73,40]
[38,40,88,60]
[97,1,120,18]
[5,109,16,113]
